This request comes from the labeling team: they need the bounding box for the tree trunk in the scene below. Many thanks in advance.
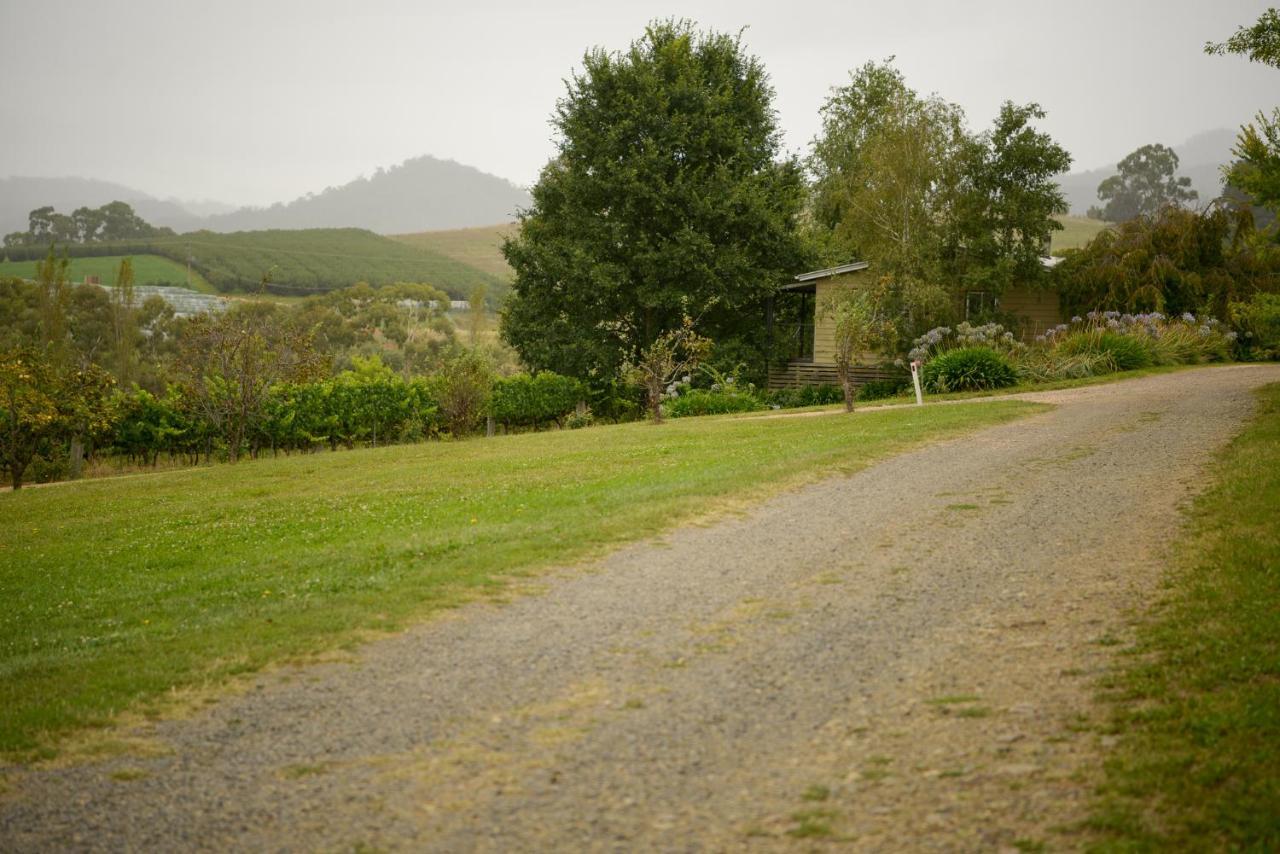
[68,434,85,480]
[837,363,855,413]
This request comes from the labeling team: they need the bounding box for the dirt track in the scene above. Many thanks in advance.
[3,365,1278,852]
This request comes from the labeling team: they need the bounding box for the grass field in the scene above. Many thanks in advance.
[1052,215,1109,252]
[392,223,516,284]
[0,254,215,293]
[0,400,1040,759]
[1087,382,1280,850]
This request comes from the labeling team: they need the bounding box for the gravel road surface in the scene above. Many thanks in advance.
[3,365,1278,852]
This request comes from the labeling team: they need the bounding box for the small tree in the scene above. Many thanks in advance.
[624,316,712,424]
[110,257,137,385]
[0,348,59,489]
[821,285,893,412]
[178,308,326,462]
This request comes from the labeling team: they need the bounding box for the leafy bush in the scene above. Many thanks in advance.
[765,384,843,409]
[1230,293,1280,361]
[565,406,594,429]
[490,372,587,430]
[666,388,766,418]
[435,350,494,437]
[921,347,1018,392]
[1038,311,1233,368]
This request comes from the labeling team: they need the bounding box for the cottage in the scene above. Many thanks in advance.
[767,260,1063,390]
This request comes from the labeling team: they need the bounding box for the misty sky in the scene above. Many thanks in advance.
[1,0,1275,208]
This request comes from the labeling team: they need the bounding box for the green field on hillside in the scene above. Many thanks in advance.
[1052,215,1109,252]
[0,399,1039,758]
[2,229,508,298]
[0,254,215,293]
[392,223,516,283]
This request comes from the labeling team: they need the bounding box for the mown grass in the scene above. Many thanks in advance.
[1087,383,1280,850]
[0,399,1040,759]
[0,254,215,293]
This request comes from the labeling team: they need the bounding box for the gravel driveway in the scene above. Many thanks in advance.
[3,365,1278,852]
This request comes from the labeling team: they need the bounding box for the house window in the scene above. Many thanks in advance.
[965,291,998,320]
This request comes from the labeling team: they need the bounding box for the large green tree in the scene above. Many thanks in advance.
[807,60,968,341]
[1092,144,1198,222]
[501,20,809,385]
[950,102,1072,292]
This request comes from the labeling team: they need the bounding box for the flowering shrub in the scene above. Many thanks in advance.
[908,321,1020,364]
[1229,293,1280,361]
[921,347,1018,392]
[664,366,766,418]
[1038,311,1232,365]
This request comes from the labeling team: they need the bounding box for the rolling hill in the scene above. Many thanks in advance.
[1,228,508,298]
[391,223,516,282]
[0,176,222,237]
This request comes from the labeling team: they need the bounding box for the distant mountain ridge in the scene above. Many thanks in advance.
[202,156,528,234]
[1056,128,1238,215]
[1,155,529,237]
[0,176,215,236]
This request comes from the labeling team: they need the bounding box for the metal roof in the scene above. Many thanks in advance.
[779,261,869,290]
[794,261,870,282]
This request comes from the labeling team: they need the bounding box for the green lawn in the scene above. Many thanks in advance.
[1088,383,1280,850]
[0,254,215,293]
[0,400,1040,760]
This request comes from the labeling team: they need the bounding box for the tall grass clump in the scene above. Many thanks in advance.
[921,347,1018,392]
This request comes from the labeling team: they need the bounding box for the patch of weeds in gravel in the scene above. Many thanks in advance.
[1012,837,1047,852]
[787,809,839,838]
[108,768,148,782]
[927,694,982,706]
[957,706,993,719]
[1088,382,1280,851]
[621,699,645,711]
[800,784,831,802]
[280,763,332,780]
[945,502,982,511]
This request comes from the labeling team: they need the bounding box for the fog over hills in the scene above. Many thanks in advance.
[0,176,221,236]
[1056,128,1238,215]
[1,156,529,238]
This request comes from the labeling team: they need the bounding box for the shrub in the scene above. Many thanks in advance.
[921,347,1018,392]
[490,371,586,430]
[765,384,843,409]
[1055,330,1153,371]
[1230,293,1280,361]
[856,377,910,401]
[666,388,766,418]
[435,350,493,437]
[1014,350,1118,383]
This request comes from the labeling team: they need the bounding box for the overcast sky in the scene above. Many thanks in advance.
[1,0,1274,207]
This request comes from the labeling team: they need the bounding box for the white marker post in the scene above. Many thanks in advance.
[910,359,924,406]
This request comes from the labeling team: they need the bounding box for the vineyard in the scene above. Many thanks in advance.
[1,228,506,297]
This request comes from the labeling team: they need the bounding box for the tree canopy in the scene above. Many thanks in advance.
[1091,144,1198,222]
[1205,7,1280,68]
[808,60,1071,343]
[501,20,809,386]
